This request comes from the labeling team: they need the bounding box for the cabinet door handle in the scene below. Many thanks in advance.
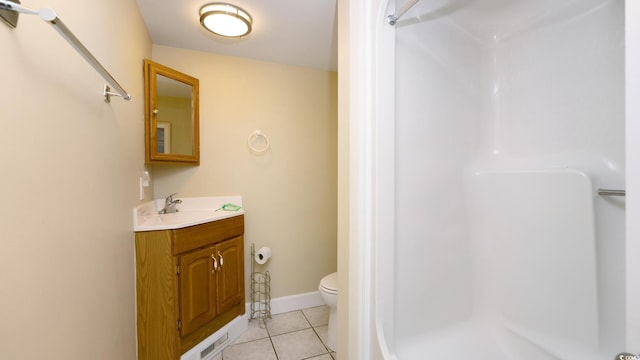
[218,252,224,268]
[211,253,218,273]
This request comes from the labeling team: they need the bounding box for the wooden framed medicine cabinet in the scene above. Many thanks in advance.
[144,59,200,165]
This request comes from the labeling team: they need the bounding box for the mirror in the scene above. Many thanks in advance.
[144,59,200,164]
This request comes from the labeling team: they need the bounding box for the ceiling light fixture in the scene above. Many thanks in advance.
[199,3,252,38]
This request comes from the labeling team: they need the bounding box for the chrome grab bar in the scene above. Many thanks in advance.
[598,189,625,197]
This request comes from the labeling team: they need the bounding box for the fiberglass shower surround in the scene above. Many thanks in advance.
[377,0,626,359]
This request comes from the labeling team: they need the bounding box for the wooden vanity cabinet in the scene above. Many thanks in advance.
[135,215,245,360]
[178,235,244,336]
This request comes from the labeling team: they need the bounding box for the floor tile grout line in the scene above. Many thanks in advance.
[310,324,333,356]
[301,307,331,329]
[266,332,280,360]
[270,311,329,360]
[266,310,322,338]
[259,316,280,360]
[269,326,330,359]
[301,309,333,356]
[301,309,313,327]
[221,307,332,360]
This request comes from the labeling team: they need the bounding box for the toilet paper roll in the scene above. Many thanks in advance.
[255,247,272,265]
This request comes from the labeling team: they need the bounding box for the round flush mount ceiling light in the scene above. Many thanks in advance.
[199,3,253,38]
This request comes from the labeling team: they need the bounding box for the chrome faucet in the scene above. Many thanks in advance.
[159,193,182,214]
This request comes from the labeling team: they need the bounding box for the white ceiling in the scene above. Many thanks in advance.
[135,0,338,71]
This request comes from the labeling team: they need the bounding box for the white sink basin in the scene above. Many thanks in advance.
[133,196,243,232]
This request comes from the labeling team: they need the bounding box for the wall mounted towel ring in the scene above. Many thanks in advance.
[248,130,270,154]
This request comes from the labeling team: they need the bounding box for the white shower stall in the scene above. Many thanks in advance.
[349,0,638,359]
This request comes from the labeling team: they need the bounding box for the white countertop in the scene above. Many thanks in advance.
[133,196,244,232]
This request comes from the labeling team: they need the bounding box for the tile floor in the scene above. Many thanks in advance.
[213,306,336,360]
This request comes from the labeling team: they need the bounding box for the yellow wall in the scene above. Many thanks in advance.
[149,45,338,299]
[0,0,151,359]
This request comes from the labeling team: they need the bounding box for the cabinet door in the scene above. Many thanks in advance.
[216,236,244,314]
[179,246,216,336]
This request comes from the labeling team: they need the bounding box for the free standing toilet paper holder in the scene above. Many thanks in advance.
[250,243,271,326]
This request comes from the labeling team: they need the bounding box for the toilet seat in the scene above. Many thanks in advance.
[320,272,338,295]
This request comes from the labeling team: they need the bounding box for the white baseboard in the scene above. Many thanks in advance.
[268,290,324,315]
[180,291,324,360]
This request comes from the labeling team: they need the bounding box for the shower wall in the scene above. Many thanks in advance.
[394,11,482,338]
[393,0,624,357]
[494,1,624,162]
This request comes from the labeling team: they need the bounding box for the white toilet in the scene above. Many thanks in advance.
[319,272,338,351]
